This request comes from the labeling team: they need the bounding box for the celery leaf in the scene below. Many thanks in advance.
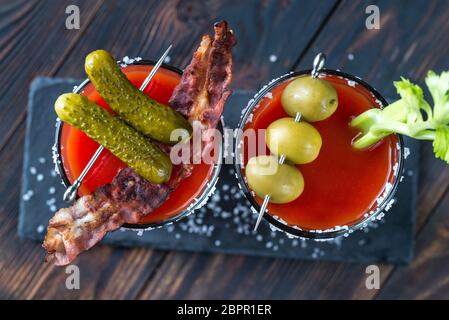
[433,126,449,164]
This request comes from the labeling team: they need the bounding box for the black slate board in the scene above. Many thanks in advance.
[19,77,419,264]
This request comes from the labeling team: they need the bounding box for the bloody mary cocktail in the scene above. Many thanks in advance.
[55,62,221,228]
[236,70,403,239]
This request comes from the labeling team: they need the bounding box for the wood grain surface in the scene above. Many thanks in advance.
[0,0,448,299]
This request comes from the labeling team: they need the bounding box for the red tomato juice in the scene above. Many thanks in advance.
[243,75,399,230]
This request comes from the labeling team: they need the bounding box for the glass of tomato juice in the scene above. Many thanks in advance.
[54,60,222,229]
[235,69,404,239]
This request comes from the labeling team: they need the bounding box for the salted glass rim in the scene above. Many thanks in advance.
[234,68,405,240]
[53,59,223,230]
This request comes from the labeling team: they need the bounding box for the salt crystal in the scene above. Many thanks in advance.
[404,147,410,159]
[212,193,220,202]
[269,54,277,63]
[36,225,45,233]
[164,55,171,63]
[48,187,56,195]
[264,92,273,99]
[393,163,399,176]
[384,182,393,194]
[22,190,34,201]
[36,174,44,181]
[384,198,395,212]
[348,53,354,61]
[30,167,37,175]
[122,56,132,64]
[221,211,231,219]
[38,157,46,164]
[245,113,254,124]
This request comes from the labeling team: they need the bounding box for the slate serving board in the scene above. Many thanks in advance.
[19,77,419,264]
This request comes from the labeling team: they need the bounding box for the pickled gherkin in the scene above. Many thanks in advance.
[55,93,172,184]
[85,50,192,144]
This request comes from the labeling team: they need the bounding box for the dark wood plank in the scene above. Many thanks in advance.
[138,252,390,299]
[0,0,103,151]
[137,0,449,299]
[55,0,339,89]
[376,191,449,299]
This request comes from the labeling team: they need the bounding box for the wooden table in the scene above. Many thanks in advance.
[1,0,449,300]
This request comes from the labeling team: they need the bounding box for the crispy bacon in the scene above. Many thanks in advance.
[43,21,235,266]
[170,21,236,129]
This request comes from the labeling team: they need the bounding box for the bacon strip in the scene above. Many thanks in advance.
[170,21,236,129]
[43,21,235,266]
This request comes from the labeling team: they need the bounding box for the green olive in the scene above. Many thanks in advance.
[245,155,304,204]
[281,76,338,122]
[266,118,322,164]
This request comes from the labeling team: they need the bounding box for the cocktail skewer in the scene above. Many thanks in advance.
[63,44,173,203]
[253,52,326,231]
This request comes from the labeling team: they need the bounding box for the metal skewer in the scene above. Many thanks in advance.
[63,44,173,203]
[253,52,326,231]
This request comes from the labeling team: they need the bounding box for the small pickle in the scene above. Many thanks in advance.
[245,155,304,204]
[85,50,192,144]
[55,93,172,184]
